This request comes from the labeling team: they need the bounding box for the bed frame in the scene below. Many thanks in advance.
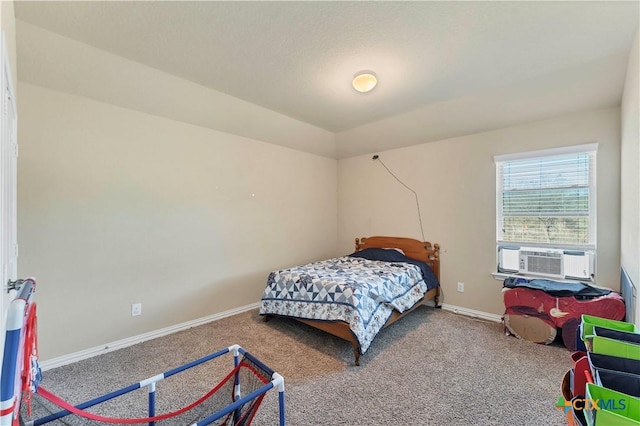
[268,236,440,366]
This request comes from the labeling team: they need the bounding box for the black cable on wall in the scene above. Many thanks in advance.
[372,155,425,242]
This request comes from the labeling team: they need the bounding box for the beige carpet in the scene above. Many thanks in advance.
[24,307,571,425]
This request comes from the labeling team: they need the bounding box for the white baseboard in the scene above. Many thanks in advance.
[440,303,503,323]
[40,301,500,370]
[40,302,261,371]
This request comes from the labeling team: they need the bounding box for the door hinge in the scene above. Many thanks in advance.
[13,143,18,158]
[13,243,18,258]
[6,278,25,293]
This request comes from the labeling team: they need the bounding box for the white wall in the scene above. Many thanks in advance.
[18,83,338,360]
[620,30,640,327]
[338,108,621,316]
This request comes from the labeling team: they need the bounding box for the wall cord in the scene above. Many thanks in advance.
[374,156,425,242]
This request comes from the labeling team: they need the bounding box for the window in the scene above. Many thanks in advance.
[496,144,597,249]
[495,144,597,279]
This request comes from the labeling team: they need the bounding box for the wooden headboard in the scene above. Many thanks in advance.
[355,236,440,281]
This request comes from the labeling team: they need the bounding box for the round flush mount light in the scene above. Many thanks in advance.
[352,72,377,93]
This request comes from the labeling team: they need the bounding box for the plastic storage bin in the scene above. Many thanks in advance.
[581,315,637,342]
[584,383,640,426]
[595,369,640,397]
[590,335,640,360]
[571,351,590,398]
[588,352,640,397]
[594,326,640,344]
[588,352,640,376]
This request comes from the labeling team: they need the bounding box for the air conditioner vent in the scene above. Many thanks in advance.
[497,246,594,281]
[519,250,563,277]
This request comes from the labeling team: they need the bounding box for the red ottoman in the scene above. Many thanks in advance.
[503,281,625,349]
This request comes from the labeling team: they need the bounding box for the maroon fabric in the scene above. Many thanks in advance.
[562,318,581,351]
[503,287,625,349]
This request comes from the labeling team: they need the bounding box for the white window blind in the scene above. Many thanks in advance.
[496,144,597,249]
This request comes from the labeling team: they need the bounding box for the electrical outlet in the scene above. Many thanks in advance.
[457,282,464,293]
[131,303,142,316]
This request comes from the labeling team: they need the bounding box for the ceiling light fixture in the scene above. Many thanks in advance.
[352,72,377,93]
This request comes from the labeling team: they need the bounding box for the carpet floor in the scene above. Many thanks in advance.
[23,307,571,425]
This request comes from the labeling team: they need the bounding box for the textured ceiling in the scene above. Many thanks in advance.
[14,1,640,136]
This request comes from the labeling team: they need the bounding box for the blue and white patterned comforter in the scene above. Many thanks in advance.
[259,255,437,353]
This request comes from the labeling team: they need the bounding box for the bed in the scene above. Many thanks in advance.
[259,236,441,365]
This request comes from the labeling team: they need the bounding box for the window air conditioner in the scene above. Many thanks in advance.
[498,246,594,281]
[498,246,520,273]
[519,249,563,278]
[563,251,595,280]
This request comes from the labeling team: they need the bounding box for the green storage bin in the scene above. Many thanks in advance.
[581,315,637,342]
[591,336,640,360]
[585,383,640,426]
